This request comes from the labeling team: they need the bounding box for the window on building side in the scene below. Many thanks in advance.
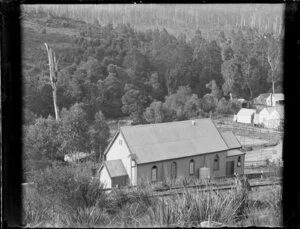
[237,156,241,167]
[119,139,123,145]
[189,159,195,175]
[151,166,157,183]
[214,155,219,171]
[171,162,177,180]
[131,159,136,167]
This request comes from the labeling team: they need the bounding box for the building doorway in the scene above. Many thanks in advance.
[226,161,235,176]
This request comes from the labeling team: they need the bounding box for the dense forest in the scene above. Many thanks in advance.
[22,5,284,170]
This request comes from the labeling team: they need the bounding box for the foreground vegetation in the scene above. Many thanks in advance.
[23,163,282,227]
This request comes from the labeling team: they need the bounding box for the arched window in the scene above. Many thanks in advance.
[214,155,219,171]
[151,166,157,183]
[171,162,177,180]
[189,159,195,175]
[237,156,242,167]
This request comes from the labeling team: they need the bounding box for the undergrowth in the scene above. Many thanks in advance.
[23,165,282,227]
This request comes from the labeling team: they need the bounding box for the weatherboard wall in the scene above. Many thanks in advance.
[105,133,131,184]
[136,151,228,185]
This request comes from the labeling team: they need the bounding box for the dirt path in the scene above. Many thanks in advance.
[236,135,269,146]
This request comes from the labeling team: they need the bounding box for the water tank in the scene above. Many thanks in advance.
[199,167,210,180]
[131,166,137,186]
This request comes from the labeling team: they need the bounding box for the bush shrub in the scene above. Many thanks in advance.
[22,186,52,227]
[32,163,106,209]
[216,97,241,115]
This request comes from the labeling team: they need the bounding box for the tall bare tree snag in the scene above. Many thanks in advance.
[45,43,59,120]
[265,35,282,94]
[267,48,280,94]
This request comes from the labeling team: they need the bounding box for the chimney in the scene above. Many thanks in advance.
[192,120,196,126]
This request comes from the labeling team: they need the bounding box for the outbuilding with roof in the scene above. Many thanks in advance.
[266,93,284,107]
[233,108,256,124]
[98,118,245,188]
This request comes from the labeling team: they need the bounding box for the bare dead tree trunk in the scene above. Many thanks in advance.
[247,64,253,99]
[45,43,59,120]
[267,50,276,94]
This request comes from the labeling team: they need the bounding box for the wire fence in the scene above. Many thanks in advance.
[150,181,282,198]
[245,160,268,167]
[215,121,283,135]
[101,177,282,198]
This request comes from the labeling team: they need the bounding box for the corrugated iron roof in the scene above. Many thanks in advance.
[271,93,284,101]
[104,159,128,178]
[220,131,242,149]
[237,108,256,116]
[227,149,245,157]
[64,152,91,162]
[253,93,270,105]
[120,118,231,164]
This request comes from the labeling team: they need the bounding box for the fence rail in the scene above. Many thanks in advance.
[102,172,281,192]
[151,181,282,198]
[215,122,283,134]
[245,160,268,167]
[107,180,282,199]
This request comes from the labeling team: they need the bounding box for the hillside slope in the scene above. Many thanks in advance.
[22,4,284,40]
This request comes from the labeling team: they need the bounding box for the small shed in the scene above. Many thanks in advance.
[234,108,256,124]
[99,159,128,189]
[64,152,92,163]
[266,93,284,107]
[221,131,245,176]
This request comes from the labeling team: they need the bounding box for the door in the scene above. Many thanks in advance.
[171,162,177,180]
[226,161,235,176]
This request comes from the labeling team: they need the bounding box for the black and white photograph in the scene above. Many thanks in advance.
[17,3,287,227]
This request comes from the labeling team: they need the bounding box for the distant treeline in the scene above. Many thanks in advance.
[22,4,284,40]
[23,7,283,125]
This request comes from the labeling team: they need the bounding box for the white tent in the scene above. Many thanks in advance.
[256,106,284,129]
[234,108,256,124]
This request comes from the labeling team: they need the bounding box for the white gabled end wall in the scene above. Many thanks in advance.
[105,132,132,185]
